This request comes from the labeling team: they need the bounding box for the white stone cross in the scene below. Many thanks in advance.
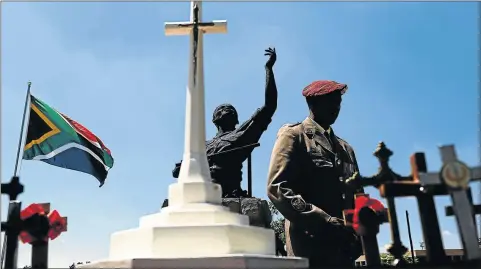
[419,145,481,260]
[165,1,227,184]
[76,3,307,266]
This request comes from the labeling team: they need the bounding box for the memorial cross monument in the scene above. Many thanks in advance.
[81,2,307,268]
[419,145,481,261]
[165,1,225,185]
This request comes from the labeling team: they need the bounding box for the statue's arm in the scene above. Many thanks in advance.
[267,126,331,228]
[262,47,278,116]
[233,48,277,144]
[262,66,278,117]
[234,66,278,137]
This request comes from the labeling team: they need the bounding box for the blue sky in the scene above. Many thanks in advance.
[1,2,479,267]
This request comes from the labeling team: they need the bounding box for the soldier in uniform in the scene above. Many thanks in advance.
[267,80,364,267]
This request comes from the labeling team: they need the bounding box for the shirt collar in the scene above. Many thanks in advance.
[308,117,331,135]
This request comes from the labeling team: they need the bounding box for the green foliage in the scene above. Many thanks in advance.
[268,201,286,245]
[403,253,419,264]
[380,253,394,266]
[268,201,280,216]
[271,218,286,243]
[380,253,418,266]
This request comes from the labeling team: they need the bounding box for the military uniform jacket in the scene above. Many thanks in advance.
[267,117,364,265]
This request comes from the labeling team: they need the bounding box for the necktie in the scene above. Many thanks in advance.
[324,131,334,148]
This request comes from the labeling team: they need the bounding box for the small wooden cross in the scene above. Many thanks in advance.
[345,142,411,266]
[445,188,480,233]
[348,142,451,265]
[442,152,481,237]
[343,194,389,266]
[408,153,450,264]
[3,201,23,269]
[417,145,481,261]
[1,176,24,200]
[31,203,68,269]
[415,153,481,185]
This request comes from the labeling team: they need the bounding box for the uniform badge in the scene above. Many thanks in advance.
[291,197,307,212]
[304,128,315,139]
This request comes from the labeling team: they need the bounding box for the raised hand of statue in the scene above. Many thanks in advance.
[264,47,276,69]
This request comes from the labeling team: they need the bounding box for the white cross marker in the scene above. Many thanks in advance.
[165,1,227,183]
[418,145,481,260]
[417,149,481,185]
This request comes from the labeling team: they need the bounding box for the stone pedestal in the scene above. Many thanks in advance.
[106,182,276,260]
[79,182,307,269]
[162,197,272,228]
[80,255,307,269]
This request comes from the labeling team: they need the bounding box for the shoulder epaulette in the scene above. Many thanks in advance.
[282,122,301,128]
[277,122,301,137]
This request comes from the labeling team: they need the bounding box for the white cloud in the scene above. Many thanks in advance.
[442,230,453,236]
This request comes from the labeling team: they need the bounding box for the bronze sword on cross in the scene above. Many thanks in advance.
[192,3,200,87]
[191,2,218,88]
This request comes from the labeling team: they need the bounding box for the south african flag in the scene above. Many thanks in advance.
[23,95,114,186]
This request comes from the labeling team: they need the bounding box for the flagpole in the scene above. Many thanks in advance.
[1,82,31,269]
[13,82,32,177]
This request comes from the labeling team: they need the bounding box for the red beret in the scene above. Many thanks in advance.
[302,80,348,97]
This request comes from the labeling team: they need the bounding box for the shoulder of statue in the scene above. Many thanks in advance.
[277,122,302,137]
[247,108,263,119]
[235,108,261,131]
[218,132,239,143]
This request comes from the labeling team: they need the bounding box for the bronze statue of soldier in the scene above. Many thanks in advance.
[267,80,363,267]
[173,47,278,198]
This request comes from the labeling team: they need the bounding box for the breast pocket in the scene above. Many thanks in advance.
[308,152,334,169]
[342,162,356,176]
[338,152,357,176]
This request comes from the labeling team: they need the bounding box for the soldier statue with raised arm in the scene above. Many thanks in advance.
[173,47,278,198]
